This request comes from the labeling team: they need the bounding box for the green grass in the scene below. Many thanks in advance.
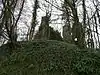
[0,40,100,75]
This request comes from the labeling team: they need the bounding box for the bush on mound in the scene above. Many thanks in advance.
[72,48,100,75]
[0,40,100,75]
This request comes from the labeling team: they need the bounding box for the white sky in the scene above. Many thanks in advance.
[17,0,100,41]
[17,0,63,39]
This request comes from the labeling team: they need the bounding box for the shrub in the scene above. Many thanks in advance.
[0,40,100,75]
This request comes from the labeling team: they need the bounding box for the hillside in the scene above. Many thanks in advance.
[0,40,100,75]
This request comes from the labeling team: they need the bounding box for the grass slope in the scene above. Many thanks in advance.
[0,40,100,75]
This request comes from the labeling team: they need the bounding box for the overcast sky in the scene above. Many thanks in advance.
[0,0,99,40]
[17,0,64,40]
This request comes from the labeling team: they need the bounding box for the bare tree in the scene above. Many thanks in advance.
[29,0,39,40]
[0,0,25,48]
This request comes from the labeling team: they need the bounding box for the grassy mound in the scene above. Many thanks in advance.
[0,40,100,75]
